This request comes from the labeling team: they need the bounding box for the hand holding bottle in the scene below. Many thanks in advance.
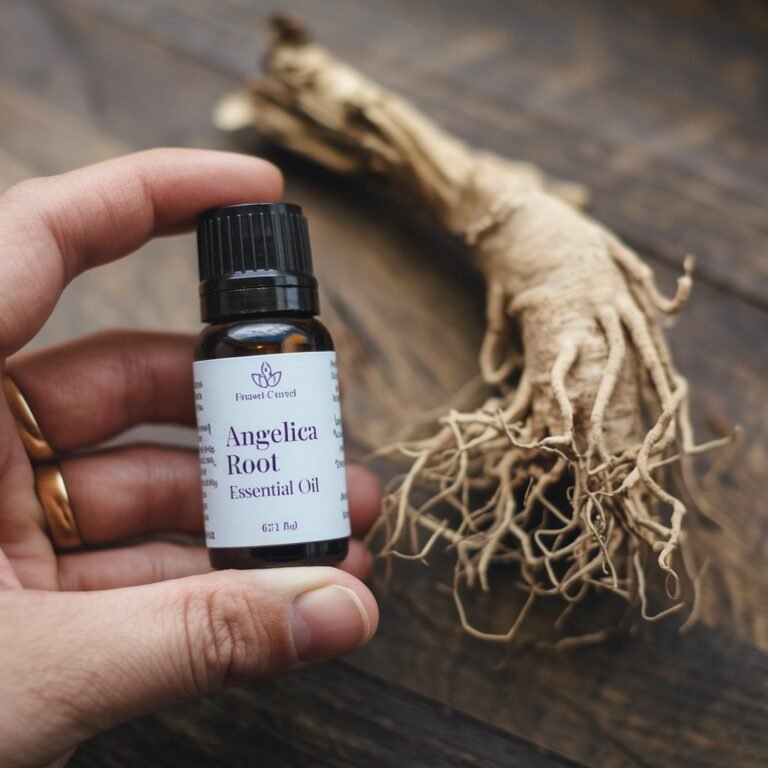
[0,149,380,768]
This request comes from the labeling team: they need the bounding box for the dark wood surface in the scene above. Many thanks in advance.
[72,662,582,768]
[1,1,767,766]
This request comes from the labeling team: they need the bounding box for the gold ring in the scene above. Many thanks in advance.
[3,374,83,550]
[33,463,82,551]
[2,375,55,461]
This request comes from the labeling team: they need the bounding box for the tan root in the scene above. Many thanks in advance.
[215,16,729,644]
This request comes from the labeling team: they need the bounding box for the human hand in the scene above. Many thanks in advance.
[0,149,380,768]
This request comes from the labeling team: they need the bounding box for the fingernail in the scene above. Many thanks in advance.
[291,585,371,662]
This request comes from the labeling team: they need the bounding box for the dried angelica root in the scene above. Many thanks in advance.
[215,17,724,644]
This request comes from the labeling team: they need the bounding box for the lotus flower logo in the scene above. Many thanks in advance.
[252,362,282,389]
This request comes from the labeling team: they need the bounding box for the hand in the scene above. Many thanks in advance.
[0,149,380,768]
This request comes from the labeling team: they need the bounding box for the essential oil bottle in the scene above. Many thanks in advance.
[194,203,350,569]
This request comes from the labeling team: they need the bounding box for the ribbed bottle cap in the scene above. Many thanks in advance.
[197,203,319,321]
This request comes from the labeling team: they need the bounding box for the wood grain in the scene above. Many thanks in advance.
[0,0,766,766]
[71,661,583,768]
[71,0,768,306]
[354,556,768,768]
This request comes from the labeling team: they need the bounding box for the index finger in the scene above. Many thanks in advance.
[0,149,283,356]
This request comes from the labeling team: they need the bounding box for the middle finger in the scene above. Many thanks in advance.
[6,330,195,453]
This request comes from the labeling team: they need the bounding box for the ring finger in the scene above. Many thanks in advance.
[60,445,381,544]
[60,444,202,544]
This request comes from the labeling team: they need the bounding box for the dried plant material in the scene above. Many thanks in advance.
[215,16,729,645]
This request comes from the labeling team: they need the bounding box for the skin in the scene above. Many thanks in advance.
[0,149,381,768]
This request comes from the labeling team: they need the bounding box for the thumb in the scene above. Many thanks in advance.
[0,568,377,766]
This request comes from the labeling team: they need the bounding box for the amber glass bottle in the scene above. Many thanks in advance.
[194,203,350,569]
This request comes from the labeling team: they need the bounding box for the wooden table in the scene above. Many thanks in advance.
[2,1,766,765]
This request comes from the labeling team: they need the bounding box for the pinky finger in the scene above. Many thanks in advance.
[58,541,211,591]
[58,539,374,591]
[338,539,374,581]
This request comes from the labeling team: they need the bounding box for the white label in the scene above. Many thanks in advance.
[193,351,350,548]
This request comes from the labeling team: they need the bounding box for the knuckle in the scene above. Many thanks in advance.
[180,577,293,693]
[115,335,151,425]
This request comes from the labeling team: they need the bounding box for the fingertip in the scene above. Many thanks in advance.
[258,157,285,200]
[338,539,374,580]
[323,566,380,643]
[291,580,378,662]
[308,565,379,642]
[201,149,285,201]
[141,148,286,225]
[347,464,382,536]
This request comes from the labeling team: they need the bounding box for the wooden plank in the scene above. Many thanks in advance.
[69,0,768,306]
[71,661,583,768]
[0,81,129,177]
[353,558,768,768]
[0,0,237,151]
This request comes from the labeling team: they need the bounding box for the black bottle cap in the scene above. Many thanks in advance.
[197,202,319,322]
